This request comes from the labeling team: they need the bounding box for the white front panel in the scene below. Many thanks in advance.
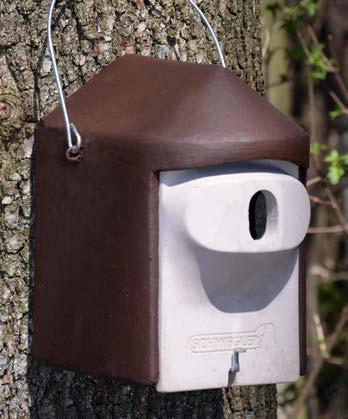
[157,161,310,392]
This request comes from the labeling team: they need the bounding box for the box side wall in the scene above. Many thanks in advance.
[32,128,159,384]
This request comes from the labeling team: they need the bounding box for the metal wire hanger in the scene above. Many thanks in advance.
[47,0,226,156]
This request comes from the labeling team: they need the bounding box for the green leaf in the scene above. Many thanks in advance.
[324,149,339,163]
[308,45,328,79]
[283,4,302,18]
[301,0,319,16]
[311,142,327,156]
[329,106,344,120]
[324,150,348,184]
[281,5,302,33]
[309,68,327,80]
[327,164,345,185]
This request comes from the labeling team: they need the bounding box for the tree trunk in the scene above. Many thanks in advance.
[0,0,276,417]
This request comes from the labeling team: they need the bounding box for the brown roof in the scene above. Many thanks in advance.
[42,54,309,170]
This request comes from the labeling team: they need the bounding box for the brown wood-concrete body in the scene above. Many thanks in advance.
[33,55,309,385]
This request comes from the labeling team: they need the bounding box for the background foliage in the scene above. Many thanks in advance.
[262,0,348,417]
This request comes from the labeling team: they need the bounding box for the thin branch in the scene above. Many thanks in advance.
[290,305,348,418]
[307,180,348,234]
[333,73,348,104]
[309,264,348,282]
[307,26,336,72]
[325,186,348,234]
[262,26,271,58]
[309,264,331,279]
[309,194,334,206]
[328,90,348,114]
[327,34,348,102]
[313,313,329,357]
[308,76,316,144]
[296,28,311,59]
[307,176,323,187]
[308,225,346,234]
[307,349,345,366]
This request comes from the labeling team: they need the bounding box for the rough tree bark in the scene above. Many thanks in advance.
[0,0,277,417]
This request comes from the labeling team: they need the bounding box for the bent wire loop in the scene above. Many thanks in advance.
[47,0,226,155]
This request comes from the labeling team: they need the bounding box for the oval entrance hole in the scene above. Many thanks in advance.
[249,191,267,240]
[249,190,278,240]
